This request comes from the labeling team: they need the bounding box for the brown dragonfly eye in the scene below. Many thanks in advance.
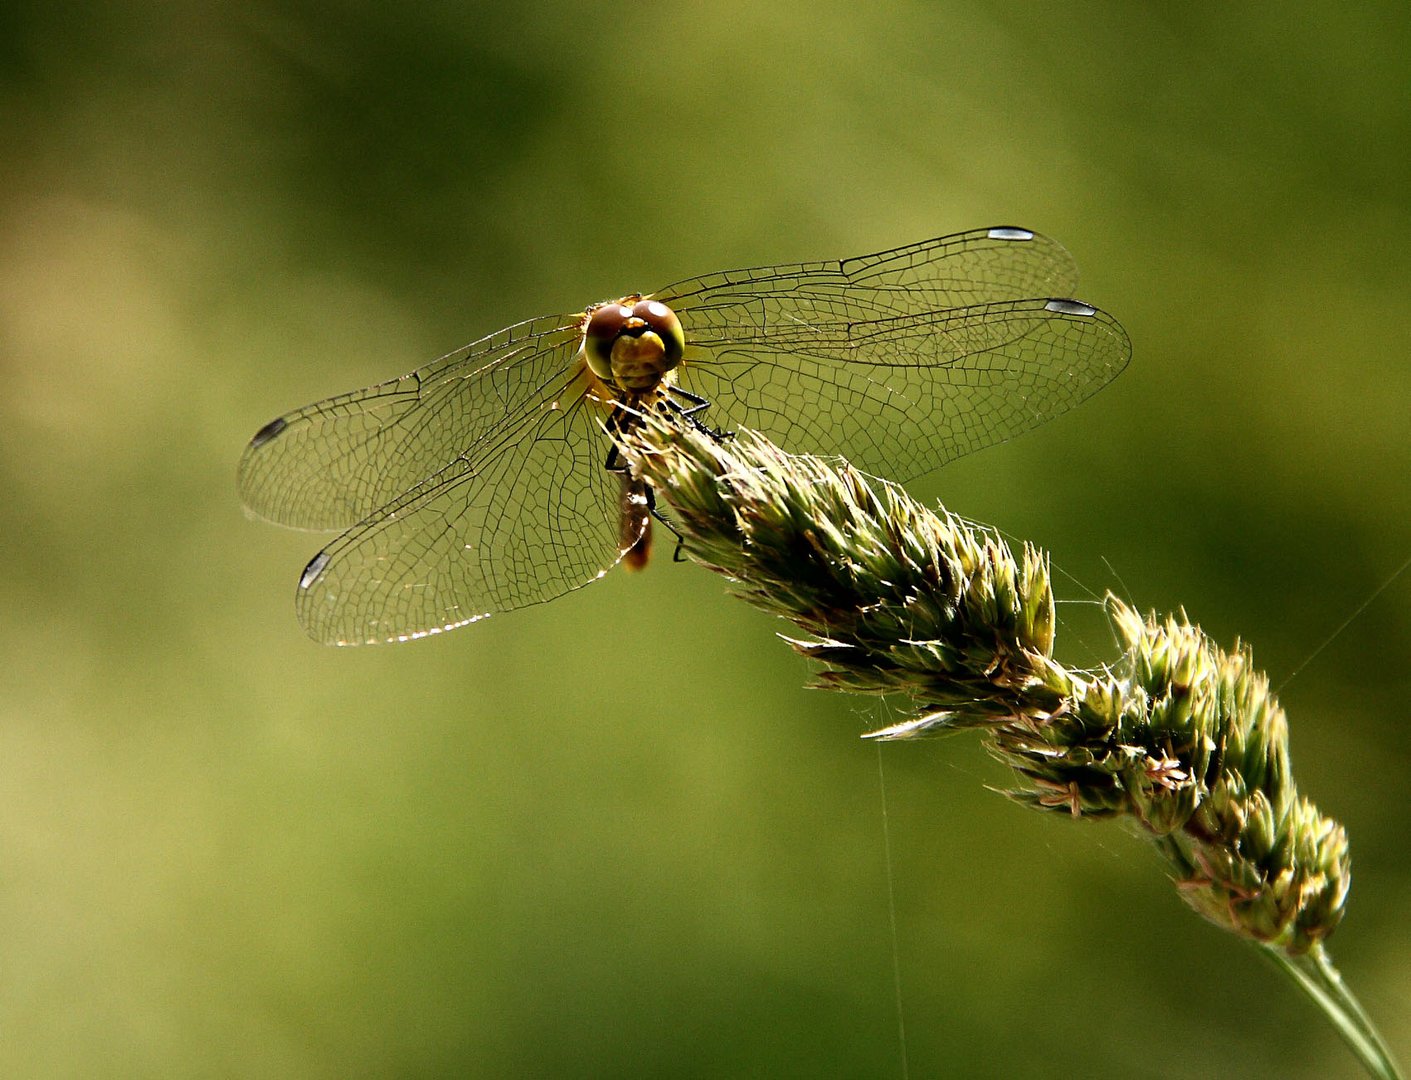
[630,300,685,367]
[586,302,633,342]
[583,303,634,381]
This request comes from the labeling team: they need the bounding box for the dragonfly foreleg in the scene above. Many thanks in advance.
[665,385,732,441]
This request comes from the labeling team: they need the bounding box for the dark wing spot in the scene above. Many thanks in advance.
[249,416,288,449]
[299,550,331,590]
[1044,298,1097,316]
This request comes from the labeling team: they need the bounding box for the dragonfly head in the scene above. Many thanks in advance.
[582,297,685,392]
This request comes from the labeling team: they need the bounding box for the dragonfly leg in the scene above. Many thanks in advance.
[602,397,643,475]
[666,385,733,441]
[604,441,624,475]
[641,484,689,562]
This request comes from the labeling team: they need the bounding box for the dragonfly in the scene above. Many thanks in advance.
[238,225,1130,645]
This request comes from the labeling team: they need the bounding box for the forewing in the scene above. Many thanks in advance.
[238,313,584,531]
[655,226,1080,325]
[293,364,628,645]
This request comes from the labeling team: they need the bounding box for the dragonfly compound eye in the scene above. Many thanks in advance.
[630,300,685,367]
[583,302,632,382]
[582,298,686,391]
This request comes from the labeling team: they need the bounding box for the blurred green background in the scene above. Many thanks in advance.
[2,1,1408,1076]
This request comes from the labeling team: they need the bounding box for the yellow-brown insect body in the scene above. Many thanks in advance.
[579,296,688,575]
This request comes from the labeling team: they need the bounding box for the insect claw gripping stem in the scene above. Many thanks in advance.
[665,384,733,441]
[619,410,1403,1080]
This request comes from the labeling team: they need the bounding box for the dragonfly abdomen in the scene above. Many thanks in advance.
[619,474,652,571]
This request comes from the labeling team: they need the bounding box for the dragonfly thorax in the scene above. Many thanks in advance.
[582,297,685,392]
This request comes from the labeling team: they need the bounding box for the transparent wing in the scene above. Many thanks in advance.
[676,298,1130,482]
[292,362,629,644]
[238,315,645,643]
[237,313,584,531]
[656,226,1079,322]
[657,228,1129,479]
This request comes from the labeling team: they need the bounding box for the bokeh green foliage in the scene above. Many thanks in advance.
[1,1,1408,1076]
